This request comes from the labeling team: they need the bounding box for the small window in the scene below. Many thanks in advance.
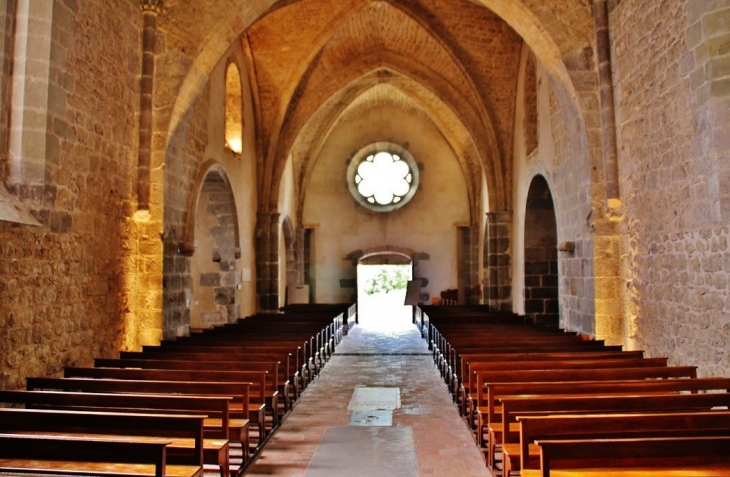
[225,63,243,154]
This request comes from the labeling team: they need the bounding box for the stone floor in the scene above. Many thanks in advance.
[243,309,489,477]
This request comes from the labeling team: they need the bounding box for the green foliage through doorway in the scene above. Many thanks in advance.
[363,267,410,295]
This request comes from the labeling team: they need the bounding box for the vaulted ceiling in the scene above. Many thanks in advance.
[161,0,596,216]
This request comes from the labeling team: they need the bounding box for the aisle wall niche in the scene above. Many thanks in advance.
[190,167,241,327]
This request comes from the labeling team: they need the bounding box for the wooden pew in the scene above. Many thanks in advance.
[510,411,730,477]
[25,377,252,453]
[492,392,730,471]
[0,433,203,477]
[472,365,697,420]
[111,352,298,412]
[62,366,271,439]
[469,365,697,432]
[477,378,730,469]
[0,408,206,476]
[463,356,666,418]
[141,343,312,390]
[454,344,627,412]
[0,390,236,475]
[521,436,730,477]
[96,357,293,416]
[454,350,645,405]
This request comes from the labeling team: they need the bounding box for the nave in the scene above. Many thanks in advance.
[243,312,486,477]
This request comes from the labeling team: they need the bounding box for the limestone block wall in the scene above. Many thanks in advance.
[162,39,258,333]
[303,104,470,304]
[513,53,596,335]
[611,0,730,376]
[548,76,597,337]
[163,84,209,339]
[524,177,559,326]
[0,0,141,390]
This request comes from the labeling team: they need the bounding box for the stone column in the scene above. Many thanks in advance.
[255,211,280,311]
[484,211,512,311]
[295,227,306,285]
[137,0,162,210]
[461,226,480,305]
[592,0,620,203]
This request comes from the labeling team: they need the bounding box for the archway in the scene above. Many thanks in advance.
[523,175,558,326]
[357,252,413,331]
[190,168,240,327]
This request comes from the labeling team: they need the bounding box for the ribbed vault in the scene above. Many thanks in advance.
[160,0,596,226]
[291,80,485,224]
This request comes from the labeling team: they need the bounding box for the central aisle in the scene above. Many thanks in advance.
[243,312,488,477]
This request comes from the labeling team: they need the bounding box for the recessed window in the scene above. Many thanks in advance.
[347,142,418,212]
[225,63,243,154]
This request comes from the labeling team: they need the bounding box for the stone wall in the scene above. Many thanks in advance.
[612,0,730,376]
[163,83,210,338]
[548,68,597,337]
[0,0,140,390]
[524,176,559,326]
[303,102,470,304]
[190,171,240,327]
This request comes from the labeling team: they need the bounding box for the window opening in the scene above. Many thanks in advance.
[225,63,243,154]
[347,142,418,212]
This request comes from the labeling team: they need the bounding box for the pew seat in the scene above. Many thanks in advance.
[0,431,203,477]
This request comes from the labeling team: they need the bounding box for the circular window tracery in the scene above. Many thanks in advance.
[347,142,419,212]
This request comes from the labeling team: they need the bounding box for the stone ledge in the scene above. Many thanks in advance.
[0,184,41,227]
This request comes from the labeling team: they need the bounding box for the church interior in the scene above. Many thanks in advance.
[0,0,729,474]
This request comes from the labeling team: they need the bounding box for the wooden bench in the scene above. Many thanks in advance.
[142,342,313,390]
[63,366,271,439]
[455,344,627,414]
[510,411,730,477]
[0,408,206,476]
[0,433,203,477]
[464,356,667,420]
[521,436,730,477]
[480,376,730,474]
[0,389,236,475]
[453,350,645,406]
[492,391,730,471]
[25,377,252,454]
[96,357,293,416]
[470,365,697,434]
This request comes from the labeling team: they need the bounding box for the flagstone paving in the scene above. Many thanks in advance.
[243,307,488,477]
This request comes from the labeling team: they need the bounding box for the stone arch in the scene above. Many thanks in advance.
[187,163,241,327]
[267,34,502,216]
[281,60,496,224]
[523,174,558,326]
[161,1,594,228]
[358,248,414,266]
[163,0,592,165]
[292,78,486,228]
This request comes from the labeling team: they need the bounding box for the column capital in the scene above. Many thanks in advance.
[139,0,163,14]
[486,210,512,224]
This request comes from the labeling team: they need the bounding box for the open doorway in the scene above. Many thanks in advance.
[357,261,413,332]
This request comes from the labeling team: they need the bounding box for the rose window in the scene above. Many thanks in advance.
[347,142,419,212]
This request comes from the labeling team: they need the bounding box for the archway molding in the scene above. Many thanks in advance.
[181,161,241,257]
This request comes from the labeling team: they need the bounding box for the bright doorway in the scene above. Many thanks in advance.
[357,263,413,332]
